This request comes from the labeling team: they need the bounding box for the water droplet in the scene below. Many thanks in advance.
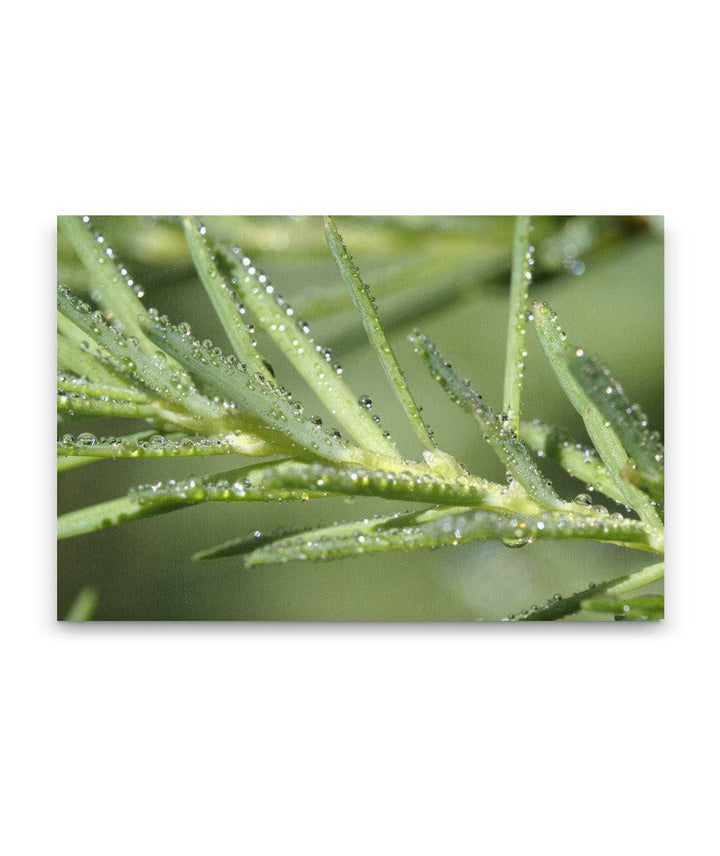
[503,538,530,548]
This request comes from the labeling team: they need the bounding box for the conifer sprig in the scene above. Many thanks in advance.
[58,215,664,621]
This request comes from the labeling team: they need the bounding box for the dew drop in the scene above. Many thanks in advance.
[503,538,530,548]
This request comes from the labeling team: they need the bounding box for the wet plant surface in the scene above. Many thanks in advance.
[57,215,663,620]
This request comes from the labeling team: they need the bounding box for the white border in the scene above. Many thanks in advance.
[3,2,715,853]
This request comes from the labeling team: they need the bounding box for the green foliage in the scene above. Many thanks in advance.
[325,216,435,452]
[57,215,664,620]
[502,216,533,431]
[63,587,98,621]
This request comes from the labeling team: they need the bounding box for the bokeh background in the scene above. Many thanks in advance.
[57,216,663,620]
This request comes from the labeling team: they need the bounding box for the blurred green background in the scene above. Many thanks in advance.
[57,216,663,620]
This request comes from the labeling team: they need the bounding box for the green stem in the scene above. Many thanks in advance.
[182,217,270,378]
[503,216,533,430]
[514,560,664,621]
[216,242,400,460]
[64,587,98,621]
[520,419,626,506]
[58,216,156,357]
[532,301,662,529]
[325,216,435,453]
[606,562,664,596]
